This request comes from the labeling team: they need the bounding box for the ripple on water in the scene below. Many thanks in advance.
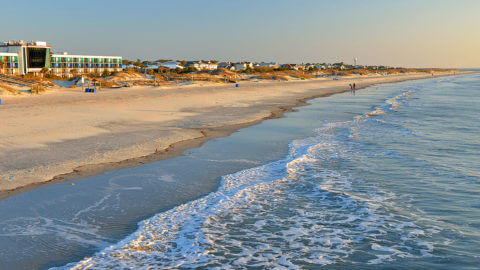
[59,89,444,269]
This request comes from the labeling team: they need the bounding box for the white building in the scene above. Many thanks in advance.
[0,40,122,76]
[234,63,247,71]
[258,62,279,68]
[159,61,183,69]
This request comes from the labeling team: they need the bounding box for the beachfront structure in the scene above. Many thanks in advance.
[50,53,122,77]
[185,61,218,70]
[0,40,122,76]
[0,52,19,75]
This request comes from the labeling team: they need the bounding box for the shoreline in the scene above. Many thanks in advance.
[0,71,472,199]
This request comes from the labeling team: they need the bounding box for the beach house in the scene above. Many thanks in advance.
[217,62,231,69]
[233,63,247,71]
[159,61,184,69]
[185,61,218,70]
[258,62,279,68]
[206,62,218,70]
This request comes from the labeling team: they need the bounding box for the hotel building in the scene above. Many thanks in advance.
[0,40,122,77]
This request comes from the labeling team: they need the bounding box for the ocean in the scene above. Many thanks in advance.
[1,74,479,269]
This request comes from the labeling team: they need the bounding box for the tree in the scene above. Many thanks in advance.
[242,67,254,74]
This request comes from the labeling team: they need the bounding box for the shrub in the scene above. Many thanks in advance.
[102,70,111,77]
[178,67,199,74]
[0,83,22,95]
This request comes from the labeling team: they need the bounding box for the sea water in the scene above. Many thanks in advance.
[1,74,479,269]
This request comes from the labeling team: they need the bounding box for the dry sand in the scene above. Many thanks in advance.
[0,72,463,195]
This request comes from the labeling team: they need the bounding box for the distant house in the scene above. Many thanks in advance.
[258,62,279,68]
[123,64,141,70]
[185,61,200,69]
[144,65,159,70]
[144,65,160,73]
[281,64,306,70]
[292,64,306,70]
[206,62,218,70]
[217,62,237,70]
[198,61,209,70]
[217,62,231,69]
[160,61,183,69]
[333,64,346,70]
[314,64,328,70]
[185,61,217,70]
[234,63,247,71]
[245,62,255,69]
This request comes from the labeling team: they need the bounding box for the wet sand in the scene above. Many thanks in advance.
[0,72,463,195]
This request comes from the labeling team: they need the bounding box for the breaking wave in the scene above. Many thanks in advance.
[58,88,441,269]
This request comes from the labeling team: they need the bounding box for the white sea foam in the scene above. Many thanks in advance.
[56,89,440,269]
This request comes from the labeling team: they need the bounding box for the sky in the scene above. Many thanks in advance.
[1,0,479,68]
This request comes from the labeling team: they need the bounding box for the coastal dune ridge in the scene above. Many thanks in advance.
[0,72,467,195]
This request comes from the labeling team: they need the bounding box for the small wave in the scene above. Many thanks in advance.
[57,88,441,269]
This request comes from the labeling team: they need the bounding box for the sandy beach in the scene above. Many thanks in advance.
[0,72,464,194]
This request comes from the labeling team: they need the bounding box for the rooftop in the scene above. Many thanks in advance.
[1,40,50,47]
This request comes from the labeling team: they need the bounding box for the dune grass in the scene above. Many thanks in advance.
[0,83,22,95]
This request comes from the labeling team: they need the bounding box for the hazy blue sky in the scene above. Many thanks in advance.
[2,0,479,67]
